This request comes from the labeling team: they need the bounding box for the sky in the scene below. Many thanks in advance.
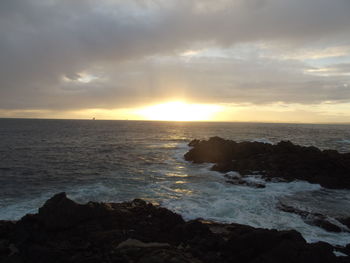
[1,0,350,123]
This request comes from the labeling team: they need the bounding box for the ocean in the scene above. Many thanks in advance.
[1,119,350,246]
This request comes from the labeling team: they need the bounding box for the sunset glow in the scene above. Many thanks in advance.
[136,101,222,121]
[1,0,350,123]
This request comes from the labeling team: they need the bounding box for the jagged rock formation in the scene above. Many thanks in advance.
[1,193,349,263]
[185,137,350,189]
[277,202,349,233]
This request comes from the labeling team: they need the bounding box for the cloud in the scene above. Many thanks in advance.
[0,0,350,111]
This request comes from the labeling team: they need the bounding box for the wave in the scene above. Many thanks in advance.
[162,175,350,246]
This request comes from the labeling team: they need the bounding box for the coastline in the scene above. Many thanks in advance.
[1,192,349,263]
[1,125,350,262]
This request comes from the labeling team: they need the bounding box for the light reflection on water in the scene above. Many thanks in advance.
[175,181,186,184]
[173,188,193,195]
[0,119,350,245]
[165,172,189,178]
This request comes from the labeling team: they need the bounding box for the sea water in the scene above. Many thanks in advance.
[0,119,350,246]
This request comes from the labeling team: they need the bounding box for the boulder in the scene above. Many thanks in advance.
[185,137,350,189]
[0,194,347,263]
[36,192,113,230]
[224,177,266,188]
[277,202,344,233]
[338,218,350,229]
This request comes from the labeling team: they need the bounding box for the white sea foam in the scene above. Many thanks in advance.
[159,142,350,246]
[2,166,350,247]
[0,192,55,220]
[225,171,241,178]
[2,118,350,257]
[338,139,350,144]
[162,171,350,246]
[251,138,274,144]
[1,136,350,249]
[0,183,124,220]
[334,250,348,257]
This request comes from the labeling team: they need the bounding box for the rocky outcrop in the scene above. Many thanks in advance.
[339,218,350,229]
[1,193,348,263]
[224,174,266,188]
[185,137,350,189]
[277,202,347,233]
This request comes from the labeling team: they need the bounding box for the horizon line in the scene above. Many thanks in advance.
[1,117,350,125]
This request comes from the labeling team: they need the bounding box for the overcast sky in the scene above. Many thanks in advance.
[1,0,350,122]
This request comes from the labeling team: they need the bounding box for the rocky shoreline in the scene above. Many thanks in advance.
[185,137,350,189]
[184,137,350,235]
[1,193,349,263]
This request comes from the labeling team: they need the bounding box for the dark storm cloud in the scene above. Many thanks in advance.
[0,0,350,110]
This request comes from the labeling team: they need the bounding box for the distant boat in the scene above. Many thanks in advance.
[92,117,95,120]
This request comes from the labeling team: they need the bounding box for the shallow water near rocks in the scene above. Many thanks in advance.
[1,119,350,246]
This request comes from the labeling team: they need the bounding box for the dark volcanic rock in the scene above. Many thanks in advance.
[188,139,200,147]
[338,218,350,229]
[225,177,266,188]
[225,179,265,188]
[277,202,344,233]
[1,193,347,263]
[185,137,350,189]
[37,192,113,230]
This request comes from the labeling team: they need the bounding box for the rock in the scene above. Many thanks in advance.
[185,137,350,189]
[0,221,15,238]
[114,239,198,263]
[0,239,10,256]
[36,192,113,230]
[184,137,237,164]
[115,246,203,263]
[312,219,342,233]
[338,218,350,229]
[0,222,16,261]
[212,162,235,173]
[137,248,203,263]
[188,139,200,147]
[223,226,336,263]
[334,244,350,257]
[117,239,170,249]
[225,178,265,188]
[277,203,343,233]
[0,194,347,263]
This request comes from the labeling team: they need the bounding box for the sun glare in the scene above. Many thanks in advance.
[136,101,222,121]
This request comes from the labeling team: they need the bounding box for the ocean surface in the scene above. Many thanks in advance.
[1,119,350,246]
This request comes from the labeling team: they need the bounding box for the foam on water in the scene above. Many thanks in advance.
[251,138,274,144]
[1,158,350,247]
[0,183,121,220]
[162,170,350,246]
[1,120,350,248]
[0,198,45,220]
[338,139,350,144]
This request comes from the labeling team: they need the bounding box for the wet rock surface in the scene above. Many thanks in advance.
[339,218,350,229]
[0,193,349,263]
[185,137,350,189]
[224,174,266,188]
[277,202,348,233]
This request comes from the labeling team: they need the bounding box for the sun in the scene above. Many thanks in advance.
[136,101,222,121]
